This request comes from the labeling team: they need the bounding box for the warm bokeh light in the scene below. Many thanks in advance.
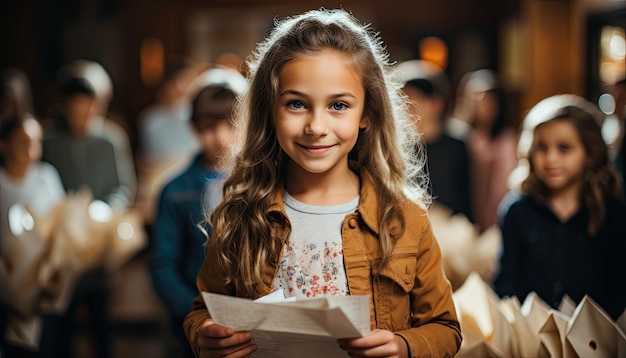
[215,52,243,72]
[600,26,625,84]
[419,36,448,70]
[140,38,165,87]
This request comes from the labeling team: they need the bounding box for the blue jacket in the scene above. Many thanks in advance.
[150,154,223,318]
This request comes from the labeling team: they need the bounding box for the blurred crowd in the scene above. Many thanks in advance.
[1,44,625,357]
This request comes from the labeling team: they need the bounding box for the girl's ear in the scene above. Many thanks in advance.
[359,116,369,129]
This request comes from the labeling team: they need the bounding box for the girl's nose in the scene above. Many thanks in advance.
[545,148,559,163]
[304,110,329,136]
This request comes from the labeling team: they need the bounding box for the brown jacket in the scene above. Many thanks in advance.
[184,173,462,357]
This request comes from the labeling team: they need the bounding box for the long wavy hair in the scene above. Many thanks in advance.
[208,8,429,297]
[522,106,622,236]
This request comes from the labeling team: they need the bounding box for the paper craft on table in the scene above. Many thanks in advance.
[202,291,370,358]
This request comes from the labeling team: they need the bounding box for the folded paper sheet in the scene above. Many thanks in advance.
[566,296,626,358]
[202,292,370,358]
[454,272,626,358]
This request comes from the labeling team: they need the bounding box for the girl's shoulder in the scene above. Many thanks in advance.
[399,196,429,216]
[398,198,432,234]
[500,193,537,218]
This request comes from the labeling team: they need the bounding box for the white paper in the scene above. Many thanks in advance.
[566,295,626,358]
[202,292,370,358]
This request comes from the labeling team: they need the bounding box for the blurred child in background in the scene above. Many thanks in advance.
[149,67,246,358]
[495,102,626,320]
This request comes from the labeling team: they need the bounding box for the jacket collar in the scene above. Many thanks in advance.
[268,170,380,235]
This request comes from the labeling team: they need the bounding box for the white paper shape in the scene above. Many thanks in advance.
[566,295,626,358]
[202,292,370,358]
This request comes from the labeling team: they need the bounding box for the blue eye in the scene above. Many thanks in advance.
[330,102,348,111]
[287,100,305,110]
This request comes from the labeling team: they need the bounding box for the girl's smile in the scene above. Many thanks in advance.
[297,143,335,155]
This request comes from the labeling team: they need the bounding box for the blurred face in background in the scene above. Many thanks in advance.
[530,118,586,194]
[1,117,43,168]
[194,118,234,168]
[402,84,445,143]
[65,94,96,137]
[472,90,499,129]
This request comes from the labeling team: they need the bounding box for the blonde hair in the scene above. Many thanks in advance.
[208,8,429,297]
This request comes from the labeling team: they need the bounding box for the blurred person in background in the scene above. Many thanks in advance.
[1,69,34,119]
[396,59,473,222]
[40,75,119,358]
[0,114,65,358]
[396,61,502,291]
[43,76,123,209]
[494,101,626,320]
[149,67,246,358]
[136,62,200,224]
[59,60,137,210]
[137,62,200,168]
[458,69,518,232]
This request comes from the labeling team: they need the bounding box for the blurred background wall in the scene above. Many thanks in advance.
[1,0,623,152]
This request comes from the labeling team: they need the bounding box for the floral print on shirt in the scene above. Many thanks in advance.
[271,236,349,299]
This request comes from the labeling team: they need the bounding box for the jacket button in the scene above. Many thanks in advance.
[404,274,411,284]
[348,218,358,228]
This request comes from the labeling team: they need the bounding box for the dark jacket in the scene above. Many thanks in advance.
[495,194,626,320]
[150,154,223,318]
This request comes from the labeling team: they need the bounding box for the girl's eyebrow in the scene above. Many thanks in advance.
[278,89,356,99]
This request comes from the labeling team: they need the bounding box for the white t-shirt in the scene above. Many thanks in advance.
[0,162,65,239]
[271,192,358,299]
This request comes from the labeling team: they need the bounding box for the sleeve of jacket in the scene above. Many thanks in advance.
[149,183,198,318]
[394,216,462,357]
[183,239,232,355]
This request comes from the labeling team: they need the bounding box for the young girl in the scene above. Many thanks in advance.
[0,113,65,357]
[184,9,461,357]
[494,103,626,320]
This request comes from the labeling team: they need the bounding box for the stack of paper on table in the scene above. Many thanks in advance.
[202,291,370,358]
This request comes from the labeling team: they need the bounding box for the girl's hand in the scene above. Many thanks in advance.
[196,319,257,357]
[337,329,409,358]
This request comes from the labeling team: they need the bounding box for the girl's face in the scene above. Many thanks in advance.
[531,119,586,193]
[0,119,42,167]
[275,49,367,179]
